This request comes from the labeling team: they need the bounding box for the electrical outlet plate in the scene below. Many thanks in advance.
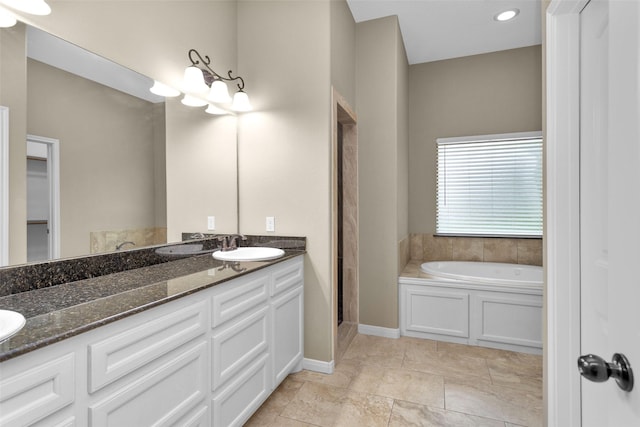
[207,216,215,230]
[266,216,275,232]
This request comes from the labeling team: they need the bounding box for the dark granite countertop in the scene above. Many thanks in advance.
[0,249,304,362]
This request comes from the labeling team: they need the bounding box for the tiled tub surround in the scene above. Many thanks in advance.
[409,234,543,266]
[0,236,305,362]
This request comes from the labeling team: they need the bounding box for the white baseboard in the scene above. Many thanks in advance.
[302,358,334,374]
[358,323,401,339]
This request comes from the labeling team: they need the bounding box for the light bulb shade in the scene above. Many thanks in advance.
[205,104,227,115]
[182,66,209,94]
[207,80,232,103]
[231,91,252,112]
[0,0,50,15]
[181,94,208,107]
[149,81,180,97]
[0,7,17,27]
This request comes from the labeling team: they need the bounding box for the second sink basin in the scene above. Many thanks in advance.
[0,309,26,342]
[213,247,285,262]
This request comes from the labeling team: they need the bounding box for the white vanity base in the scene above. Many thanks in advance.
[0,256,304,427]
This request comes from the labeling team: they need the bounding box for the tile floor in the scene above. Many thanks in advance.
[245,334,542,427]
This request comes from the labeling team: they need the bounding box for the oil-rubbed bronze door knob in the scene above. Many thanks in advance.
[577,353,634,392]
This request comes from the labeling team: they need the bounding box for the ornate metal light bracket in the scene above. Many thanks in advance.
[188,48,245,91]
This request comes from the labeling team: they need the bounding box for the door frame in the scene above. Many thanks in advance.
[0,106,8,266]
[545,0,589,425]
[331,87,358,363]
[26,134,60,260]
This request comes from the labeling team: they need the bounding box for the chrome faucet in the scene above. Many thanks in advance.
[115,241,135,250]
[217,234,247,251]
[189,232,205,239]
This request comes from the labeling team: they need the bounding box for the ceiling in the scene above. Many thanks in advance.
[346,0,542,65]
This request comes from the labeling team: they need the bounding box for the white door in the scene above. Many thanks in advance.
[578,0,640,425]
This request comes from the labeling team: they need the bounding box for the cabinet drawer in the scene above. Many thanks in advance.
[211,274,269,328]
[212,353,270,427]
[0,353,75,427]
[89,341,208,427]
[88,299,208,392]
[212,306,269,392]
[271,257,303,296]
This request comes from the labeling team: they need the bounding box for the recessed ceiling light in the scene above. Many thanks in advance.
[494,9,520,22]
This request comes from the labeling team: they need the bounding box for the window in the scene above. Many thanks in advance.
[436,131,543,237]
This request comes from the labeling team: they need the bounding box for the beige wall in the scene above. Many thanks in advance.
[237,0,333,361]
[165,99,238,242]
[409,46,543,233]
[2,1,239,263]
[356,16,409,330]
[1,24,28,265]
[27,59,162,257]
[331,0,356,107]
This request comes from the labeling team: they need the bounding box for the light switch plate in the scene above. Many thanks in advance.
[207,216,215,230]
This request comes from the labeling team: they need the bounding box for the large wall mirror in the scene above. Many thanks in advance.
[0,22,238,267]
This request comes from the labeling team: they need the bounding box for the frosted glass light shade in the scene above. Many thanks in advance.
[182,66,209,94]
[205,104,227,115]
[231,91,252,112]
[207,80,232,103]
[0,7,16,27]
[181,94,208,107]
[0,0,51,15]
[150,81,180,97]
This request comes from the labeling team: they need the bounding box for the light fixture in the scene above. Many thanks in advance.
[494,9,519,21]
[0,0,51,16]
[182,49,252,112]
[205,104,227,115]
[181,94,208,107]
[0,7,16,27]
[149,81,180,97]
[231,90,252,112]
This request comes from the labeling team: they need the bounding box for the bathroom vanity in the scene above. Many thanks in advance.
[0,245,304,427]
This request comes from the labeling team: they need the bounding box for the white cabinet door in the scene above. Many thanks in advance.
[271,286,304,386]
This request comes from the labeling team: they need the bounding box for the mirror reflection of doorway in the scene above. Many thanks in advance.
[26,135,59,262]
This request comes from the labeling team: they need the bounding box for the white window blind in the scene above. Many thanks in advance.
[436,132,543,237]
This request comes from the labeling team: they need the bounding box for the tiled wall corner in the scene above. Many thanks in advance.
[398,235,410,275]
[412,233,543,266]
[410,234,423,260]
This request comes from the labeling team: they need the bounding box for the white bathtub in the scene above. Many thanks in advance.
[399,261,543,354]
[420,261,543,287]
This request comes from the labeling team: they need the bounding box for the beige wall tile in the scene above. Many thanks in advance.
[398,236,410,274]
[409,234,543,266]
[423,235,453,261]
[452,237,484,261]
[483,238,518,263]
[517,239,543,266]
[410,233,423,260]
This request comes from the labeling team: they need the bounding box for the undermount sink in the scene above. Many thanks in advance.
[212,247,285,262]
[0,309,26,342]
[155,244,213,256]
